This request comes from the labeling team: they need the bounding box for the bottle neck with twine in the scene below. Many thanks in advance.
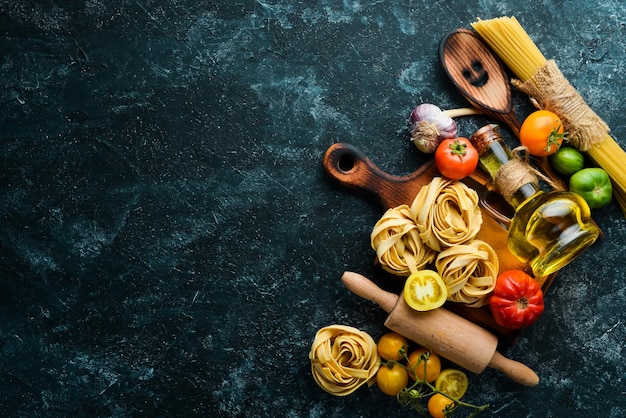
[470,125,559,208]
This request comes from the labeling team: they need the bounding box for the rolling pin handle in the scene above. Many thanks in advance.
[488,351,539,386]
[341,271,398,313]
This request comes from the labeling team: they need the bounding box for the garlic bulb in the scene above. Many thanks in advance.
[409,103,457,153]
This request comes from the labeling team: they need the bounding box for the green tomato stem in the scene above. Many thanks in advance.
[545,123,568,152]
[392,351,489,416]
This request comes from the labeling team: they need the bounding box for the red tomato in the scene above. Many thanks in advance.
[434,137,478,180]
[489,270,545,329]
[519,110,566,156]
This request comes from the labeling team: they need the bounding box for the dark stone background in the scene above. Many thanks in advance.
[1,1,625,417]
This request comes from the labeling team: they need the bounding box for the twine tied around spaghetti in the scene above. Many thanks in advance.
[494,146,560,204]
[511,59,609,151]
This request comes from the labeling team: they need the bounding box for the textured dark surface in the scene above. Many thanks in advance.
[1,1,625,417]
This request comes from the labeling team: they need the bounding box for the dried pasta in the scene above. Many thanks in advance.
[410,177,483,252]
[370,205,437,276]
[309,325,380,396]
[435,239,499,307]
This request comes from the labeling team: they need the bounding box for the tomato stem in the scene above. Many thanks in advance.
[448,139,468,160]
[545,124,568,151]
[394,349,490,416]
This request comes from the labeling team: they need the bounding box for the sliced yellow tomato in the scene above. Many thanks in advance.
[435,369,468,399]
[403,270,447,311]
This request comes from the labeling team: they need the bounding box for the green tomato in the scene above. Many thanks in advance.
[549,146,585,176]
[569,168,612,209]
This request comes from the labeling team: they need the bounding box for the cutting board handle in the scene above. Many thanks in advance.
[323,142,517,221]
[323,143,436,209]
[323,143,381,191]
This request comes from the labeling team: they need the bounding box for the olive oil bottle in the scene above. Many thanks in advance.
[470,124,600,277]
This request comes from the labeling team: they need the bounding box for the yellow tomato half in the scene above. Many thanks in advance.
[435,369,469,399]
[403,270,447,311]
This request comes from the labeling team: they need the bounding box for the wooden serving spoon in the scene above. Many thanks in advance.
[439,28,521,136]
[439,28,566,190]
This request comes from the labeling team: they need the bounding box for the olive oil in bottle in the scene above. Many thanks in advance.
[470,124,600,277]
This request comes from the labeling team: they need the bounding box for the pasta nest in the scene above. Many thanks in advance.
[410,177,483,252]
[435,239,499,307]
[309,325,380,396]
[370,204,438,276]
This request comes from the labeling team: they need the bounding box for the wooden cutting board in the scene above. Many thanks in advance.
[323,142,555,345]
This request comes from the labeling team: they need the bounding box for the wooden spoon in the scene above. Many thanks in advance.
[439,28,566,190]
[439,28,521,135]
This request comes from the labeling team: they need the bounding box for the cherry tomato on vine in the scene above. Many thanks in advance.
[434,137,478,180]
[427,393,455,418]
[519,110,566,156]
[377,332,408,361]
[376,363,409,396]
[407,348,441,383]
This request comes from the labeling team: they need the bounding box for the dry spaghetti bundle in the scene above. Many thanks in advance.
[471,16,626,216]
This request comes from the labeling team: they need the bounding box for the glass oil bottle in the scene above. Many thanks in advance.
[470,124,600,277]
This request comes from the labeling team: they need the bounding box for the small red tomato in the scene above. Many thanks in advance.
[489,270,545,329]
[519,110,566,156]
[434,137,478,180]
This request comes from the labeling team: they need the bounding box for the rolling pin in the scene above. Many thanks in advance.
[341,271,539,386]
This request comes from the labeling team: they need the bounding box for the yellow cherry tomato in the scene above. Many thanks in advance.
[519,109,566,156]
[407,348,441,383]
[376,363,409,396]
[403,270,447,311]
[435,369,469,399]
[427,393,455,418]
[377,332,408,361]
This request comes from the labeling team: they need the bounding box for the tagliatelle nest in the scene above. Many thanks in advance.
[370,204,438,276]
[309,325,380,396]
[410,177,483,252]
[435,239,499,307]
